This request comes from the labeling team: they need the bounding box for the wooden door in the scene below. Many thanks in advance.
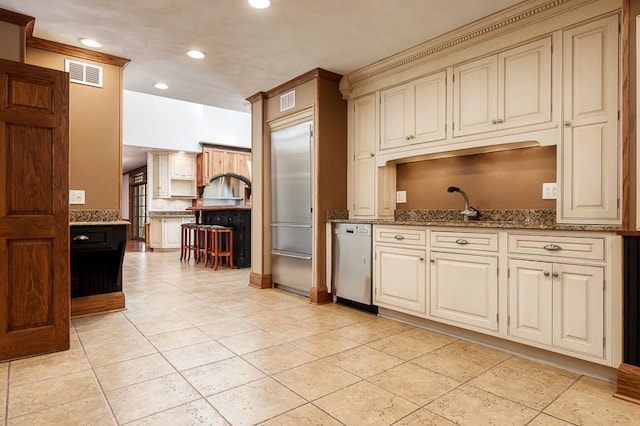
[0,58,70,361]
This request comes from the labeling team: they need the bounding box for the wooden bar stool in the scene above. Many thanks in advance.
[211,225,233,270]
[180,223,198,262]
[196,225,211,265]
[206,227,219,269]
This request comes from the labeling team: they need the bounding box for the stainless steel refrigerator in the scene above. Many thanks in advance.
[271,120,313,295]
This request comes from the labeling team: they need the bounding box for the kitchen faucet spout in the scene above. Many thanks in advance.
[447,186,478,222]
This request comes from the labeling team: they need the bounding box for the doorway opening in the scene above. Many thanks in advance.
[129,166,147,241]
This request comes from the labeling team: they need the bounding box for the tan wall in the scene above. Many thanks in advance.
[0,21,22,61]
[396,146,557,210]
[26,47,122,211]
[265,80,317,123]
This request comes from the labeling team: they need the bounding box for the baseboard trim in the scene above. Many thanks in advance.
[310,287,332,305]
[615,363,640,405]
[249,272,272,289]
[71,292,125,318]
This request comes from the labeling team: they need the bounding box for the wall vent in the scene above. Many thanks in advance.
[65,59,103,88]
[280,90,295,112]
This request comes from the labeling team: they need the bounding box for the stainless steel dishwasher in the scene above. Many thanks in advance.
[332,223,377,313]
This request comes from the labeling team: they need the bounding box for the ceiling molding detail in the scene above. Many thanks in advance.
[27,37,130,67]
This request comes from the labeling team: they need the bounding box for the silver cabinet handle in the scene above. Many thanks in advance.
[73,235,89,241]
[394,235,405,240]
[370,152,375,157]
[419,257,424,262]
[491,119,497,125]
[455,239,469,245]
[564,121,571,127]
[552,272,559,277]
[543,244,562,251]
[543,271,550,276]
[405,135,415,140]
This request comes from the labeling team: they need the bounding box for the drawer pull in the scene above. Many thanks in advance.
[394,235,405,240]
[543,244,562,251]
[455,239,469,245]
[73,235,90,241]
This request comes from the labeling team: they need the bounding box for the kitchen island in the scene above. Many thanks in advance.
[188,206,251,268]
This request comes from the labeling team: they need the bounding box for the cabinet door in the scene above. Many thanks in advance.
[414,71,447,142]
[430,252,498,331]
[560,15,619,223]
[508,259,553,345]
[152,154,169,197]
[453,56,498,137]
[170,155,195,179]
[380,83,412,150]
[163,218,182,248]
[238,152,251,180]
[499,37,552,130]
[374,245,426,314]
[224,151,238,175]
[149,218,163,248]
[552,263,604,358]
[209,150,225,177]
[352,94,377,216]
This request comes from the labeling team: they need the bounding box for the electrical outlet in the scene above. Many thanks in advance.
[396,190,407,203]
[542,183,557,200]
[69,190,85,205]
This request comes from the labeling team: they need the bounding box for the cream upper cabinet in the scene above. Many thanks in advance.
[453,37,552,138]
[559,15,620,224]
[170,154,196,179]
[380,71,447,150]
[349,93,395,218]
[152,154,170,198]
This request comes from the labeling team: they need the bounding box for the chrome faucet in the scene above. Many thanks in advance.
[447,186,478,222]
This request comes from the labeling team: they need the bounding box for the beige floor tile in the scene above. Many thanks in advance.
[370,317,415,333]
[105,373,200,424]
[290,332,360,358]
[426,384,538,425]
[207,377,305,425]
[370,363,461,405]
[400,327,458,347]
[217,329,285,355]
[146,327,212,352]
[260,403,342,426]
[262,322,322,342]
[75,325,145,348]
[0,363,8,390]
[367,333,441,360]
[273,360,361,401]
[125,399,229,426]
[197,318,258,340]
[8,370,102,419]
[162,340,235,371]
[94,353,175,390]
[324,345,403,378]
[394,408,457,425]
[82,336,158,368]
[544,376,640,425]
[314,380,418,425]
[242,311,301,328]
[127,314,194,337]
[182,356,266,396]
[174,306,238,326]
[528,413,575,425]
[469,356,579,410]
[242,343,317,375]
[412,340,511,381]
[9,348,92,385]
[7,394,115,426]
[72,312,131,332]
[331,322,398,344]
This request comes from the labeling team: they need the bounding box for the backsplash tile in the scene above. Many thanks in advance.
[395,209,556,227]
[69,209,120,222]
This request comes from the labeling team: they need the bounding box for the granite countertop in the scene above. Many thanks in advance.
[188,205,251,211]
[148,210,195,217]
[326,209,621,233]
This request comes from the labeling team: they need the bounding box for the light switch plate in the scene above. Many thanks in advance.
[396,190,407,203]
[542,183,557,200]
[70,190,85,205]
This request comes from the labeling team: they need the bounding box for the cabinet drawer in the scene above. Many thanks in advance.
[375,227,426,246]
[508,234,605,261]
[431,231,498,252]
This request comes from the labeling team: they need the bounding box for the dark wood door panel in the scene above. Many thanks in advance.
[0,58,69,361]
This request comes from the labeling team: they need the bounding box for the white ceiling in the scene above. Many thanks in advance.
[1,0,523,113]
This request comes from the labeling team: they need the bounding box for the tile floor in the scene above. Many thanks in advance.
[2,250,640,425]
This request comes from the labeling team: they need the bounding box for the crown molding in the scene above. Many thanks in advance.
[27,37,130,67]
[0,8,35,27]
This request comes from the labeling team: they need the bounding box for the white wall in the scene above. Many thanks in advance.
[123,90,251,152]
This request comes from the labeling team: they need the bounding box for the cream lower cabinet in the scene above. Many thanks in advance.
[429,252,498,332]
[373,226,427,315]
[149,217,191,249]
[508,259,604,358]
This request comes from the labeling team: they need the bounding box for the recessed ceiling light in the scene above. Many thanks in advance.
[249,0,270,9]
[187,50,206,59]
[80,38,101,48]
[154,83,169,90]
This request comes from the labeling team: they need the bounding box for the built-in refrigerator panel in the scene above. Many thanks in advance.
[270,120,313,295]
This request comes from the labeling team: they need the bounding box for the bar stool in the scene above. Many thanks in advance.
[180,223,198,262]
[211,225,233,270]
[206,227,219,269]
[196,225,211,265]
